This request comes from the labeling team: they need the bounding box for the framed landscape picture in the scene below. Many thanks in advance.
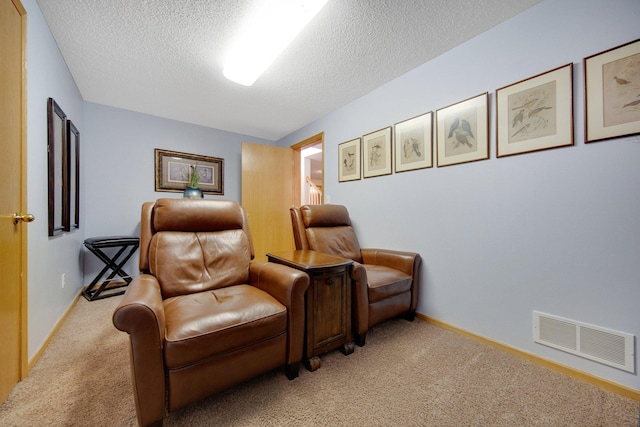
[496,63,573,157]
[338,138,361,182]
[436,93,489,167]
[584,38,640,143]
[394,112,433,172]
[155,149,224,195]
[362,127,392,178]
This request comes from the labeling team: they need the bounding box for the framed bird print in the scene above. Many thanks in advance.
[584,38,640,143]
[436,93,489,167]
[338,138,361,182]
[362,127,392,178]
[496,63,573,157]
[394,112,433,172]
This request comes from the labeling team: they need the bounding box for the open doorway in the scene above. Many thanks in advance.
[292,132,324,206]
[301,143,323,205]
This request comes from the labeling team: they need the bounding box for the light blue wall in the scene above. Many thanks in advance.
[24,0,85,358]
[278,0,640,390]
[25,0,639,392]
[24,0,272,360]
[81,103,272,281]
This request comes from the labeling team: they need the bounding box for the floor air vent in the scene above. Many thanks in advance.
[533,311,635,373]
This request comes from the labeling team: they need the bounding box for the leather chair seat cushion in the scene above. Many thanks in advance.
[364,264,412,303]
[163,284,287,369]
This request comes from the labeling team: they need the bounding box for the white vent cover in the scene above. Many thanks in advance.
[533,311,635,373]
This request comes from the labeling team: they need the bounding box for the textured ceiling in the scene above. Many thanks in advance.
[36,0,541,141]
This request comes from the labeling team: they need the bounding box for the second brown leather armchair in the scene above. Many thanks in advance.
[113,199,309,426]
[290,204,421,347]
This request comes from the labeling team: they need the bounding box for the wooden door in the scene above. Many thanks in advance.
[241,142,295,262]
[0,0,28,404]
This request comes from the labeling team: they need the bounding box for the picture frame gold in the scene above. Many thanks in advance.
[362,127,392,178]
[584,38,640,143]
[155,149,224,195]
[436,93,489,167]
[394,112,433,172]
[338,138,361,182]
[496,63,573,157]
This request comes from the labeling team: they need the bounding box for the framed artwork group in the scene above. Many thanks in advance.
[338,113,434,182]
[338,37,640,182]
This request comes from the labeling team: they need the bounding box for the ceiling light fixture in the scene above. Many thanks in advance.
[223,0,328,87]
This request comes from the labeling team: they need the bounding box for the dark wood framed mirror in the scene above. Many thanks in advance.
[67,120,80,230]
[47,97,68,236]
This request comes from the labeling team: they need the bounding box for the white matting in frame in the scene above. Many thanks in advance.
[496,63,573,157]
[338,138,361,182]
[394,112,433,172]
[436,93,489,167]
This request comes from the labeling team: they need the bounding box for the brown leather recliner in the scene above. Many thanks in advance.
[290,204,421,347]
[113,199,309,427]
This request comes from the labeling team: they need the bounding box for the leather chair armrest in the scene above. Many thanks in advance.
[113,274,165,334]
[112,275,166,427]
[361,248,421,277]
[249,262,309,365]
[350,261,369,336]
[361,248,422,316]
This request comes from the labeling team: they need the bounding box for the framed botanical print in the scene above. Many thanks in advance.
[436,93,489,167]
[496,63,573,157]
[394,112,433,172]
[584,38,640,143]
[338,138,361,182]
[362,127,392,178]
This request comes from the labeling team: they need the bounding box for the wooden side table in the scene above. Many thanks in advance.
[267,250,354,371]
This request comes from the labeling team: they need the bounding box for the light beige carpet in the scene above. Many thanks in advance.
[0,295,637,426]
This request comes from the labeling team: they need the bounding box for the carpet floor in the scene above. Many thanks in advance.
[0,295,637,426]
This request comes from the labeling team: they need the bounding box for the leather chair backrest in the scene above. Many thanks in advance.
[141,198,254,299]
[295,204,363,263]
[139,201,156,273]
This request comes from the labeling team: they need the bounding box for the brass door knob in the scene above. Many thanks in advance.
[13,213,35,225]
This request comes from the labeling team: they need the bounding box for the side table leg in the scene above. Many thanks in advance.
[305,356,321,372]
[340,342,355,356]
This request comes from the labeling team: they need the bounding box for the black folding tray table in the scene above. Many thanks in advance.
[83,235,140,301]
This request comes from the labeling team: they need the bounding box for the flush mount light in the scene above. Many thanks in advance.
[223,0,328,86]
